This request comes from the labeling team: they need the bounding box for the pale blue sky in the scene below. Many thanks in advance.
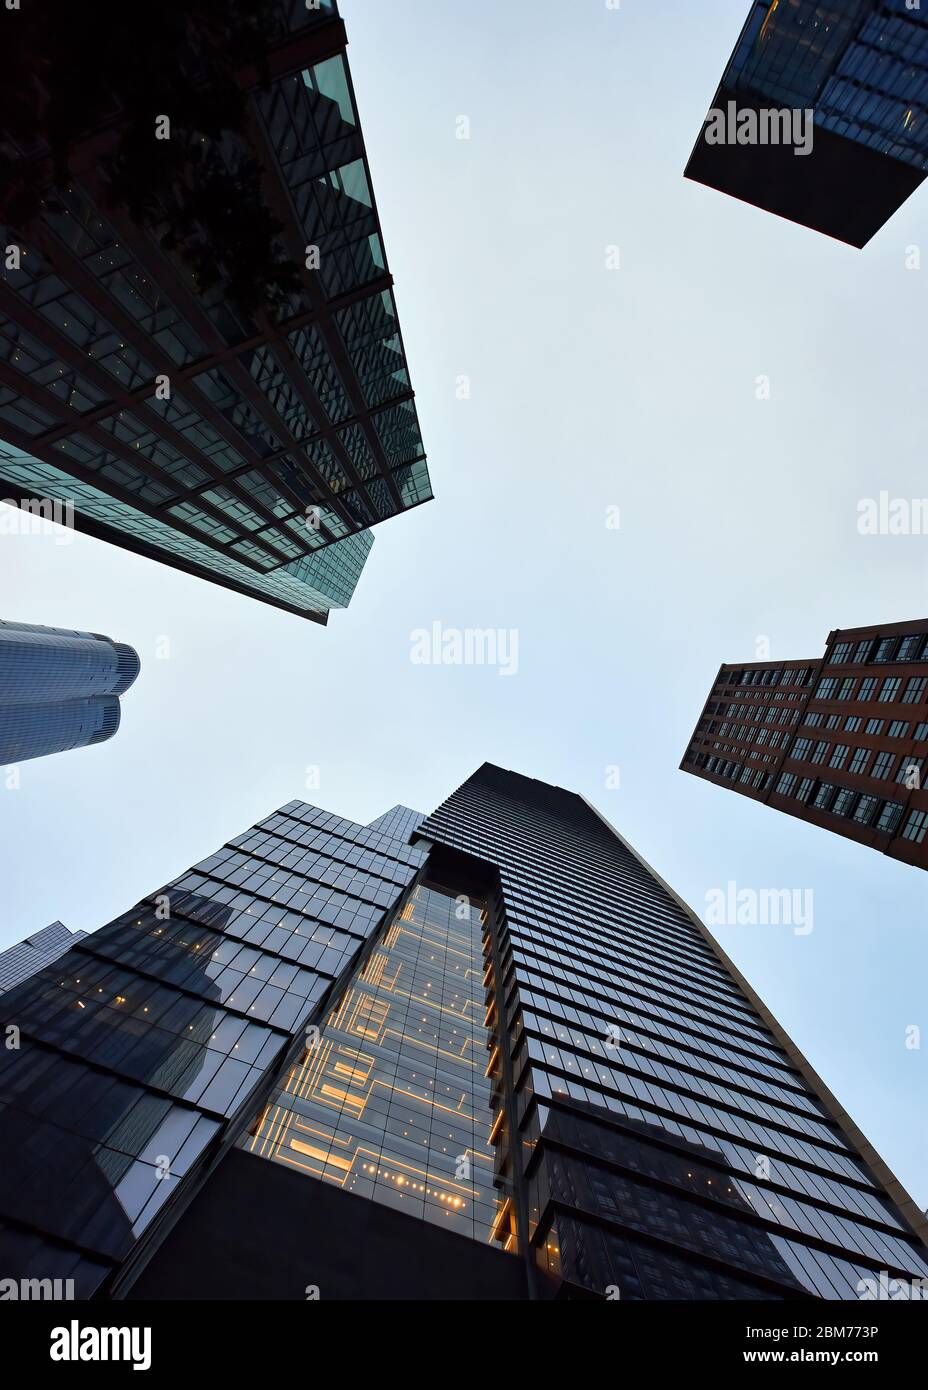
[1,0,926,1209]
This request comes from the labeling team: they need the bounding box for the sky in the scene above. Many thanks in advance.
[1,0,926,1211]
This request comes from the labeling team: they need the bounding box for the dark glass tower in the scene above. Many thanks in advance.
[682,618,928,871]
[0,2,431,621]
[0,922,87,996]
[0,618,139,764]
[685,1,928,246]
[0,766,925,1300]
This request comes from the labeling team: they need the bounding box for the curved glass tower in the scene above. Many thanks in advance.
[0,619,140,765]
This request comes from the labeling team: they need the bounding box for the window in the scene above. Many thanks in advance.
[796,778,814,802]
[816,677,838,699]
[902,678,927,705]
[828,744,849,769]
[812,783,836,810]
[878,677,901,703]
[810,741,829,765]
[853,795,879,825]
[888,720,910,739]
[849,747,870,775]
[804,712,824,729]
[915,723,928,742]
[844,716,862,733]
[832,788,856,817]
[901,810,928,844]
[792,738,812,761]
[897,635,924,661]
[865,718,884,735]
[825,715,840,730]
[870,752,895,781]
[874,638,898,663]
[853,640,872,663]
[859,678,878,701]
[895,757,923,788]
[876,801,903,834]
[777,773,797,796]
[829,642,853,664]
[836,678,856,701]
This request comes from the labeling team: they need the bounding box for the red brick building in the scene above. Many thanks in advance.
[682,620,928,871]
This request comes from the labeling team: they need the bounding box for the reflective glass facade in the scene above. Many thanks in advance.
[0,618,139,764]
[415,764,928,1299]
[683,619,928,871]
[0,922,87,996]
[0,2,431,621]
[1,766,925,1300]
[727,1,928,170]
[685,1,928,245]
[0,798,425,1296]
[246,881,502,1242]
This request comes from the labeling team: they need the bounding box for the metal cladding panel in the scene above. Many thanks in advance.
[414,763,928,1300]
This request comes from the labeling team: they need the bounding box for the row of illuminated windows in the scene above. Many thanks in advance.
[12,977,282,1121]
[82,923,328,1034]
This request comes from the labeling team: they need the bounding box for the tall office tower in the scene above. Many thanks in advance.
[0,1,431,621]
[682,619,928,871]
[0,922,87,996]
[1,766,926,1301]
[685,1,928,247]
[0,618,140,764]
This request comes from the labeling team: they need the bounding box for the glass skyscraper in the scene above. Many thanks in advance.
[0,922,87,997]
[0,765,925,1299]
[0,1,431,621]
[0,618,140,764]
[685,1,928,246]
